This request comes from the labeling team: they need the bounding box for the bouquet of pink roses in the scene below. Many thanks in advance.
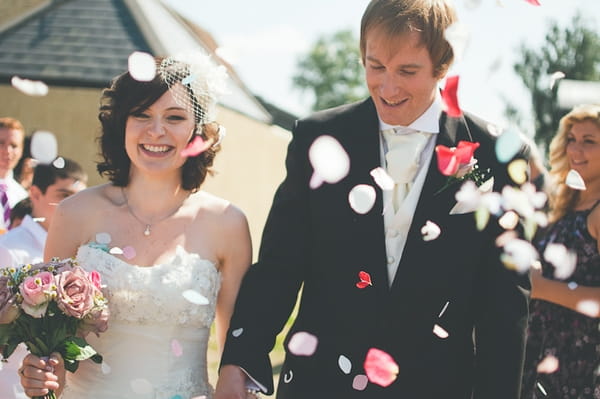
[0,258,109,399]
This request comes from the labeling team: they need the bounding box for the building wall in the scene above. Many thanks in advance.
[0,84,291,260]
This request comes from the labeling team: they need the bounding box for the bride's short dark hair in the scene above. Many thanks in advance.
[96,56,221,191]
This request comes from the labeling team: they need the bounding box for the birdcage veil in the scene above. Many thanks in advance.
[158,53,228,126]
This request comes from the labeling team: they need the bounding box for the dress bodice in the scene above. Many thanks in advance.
[62,244,221,399]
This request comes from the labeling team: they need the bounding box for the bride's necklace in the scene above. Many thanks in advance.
[121,187,187,237]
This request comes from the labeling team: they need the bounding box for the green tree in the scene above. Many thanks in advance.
[507,13,600,150]
[293,29,368,111]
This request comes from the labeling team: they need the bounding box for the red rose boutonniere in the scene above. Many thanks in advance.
[435,141,490,194]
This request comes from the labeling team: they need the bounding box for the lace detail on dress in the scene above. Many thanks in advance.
[76,245,221,328]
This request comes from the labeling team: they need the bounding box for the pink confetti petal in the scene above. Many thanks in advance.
[288,331,319,356]
[536,355,559,374]
[352,374,369,391]
[181,136,211,157]
[171,339,183,357]
[122,245,136,260]
[364,348,399,387]
[441,75,461,117]
[524,0,541,6]
[11,76,49,96]
[433,324,449,339]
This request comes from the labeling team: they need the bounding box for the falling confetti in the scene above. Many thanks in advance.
[421,220,441,241]
[130,378,154,394]
[122,246,136,260]
[352,374,369,391]
[500,238,538,273]
[364,348,399,387]
[507,159,528,184]
[524,0,541,6]
[11,76,49,96]
[101,361,111,374]
[370,167,394,191]
[182,289,209,305]
[438,301,450,318]
[232,328,244,337]
[495,128,523,163]
[549,71,565,90]
[288,331,319,356]
[536,355,559,374]
[338,355,352,375]
[565,169,586,190]
[499,211,520,230]
[433,324,449,339]
[283,370,293,383]
[444,23,470,63]
[308,135,350,189]
[171,339,183,357]
[109,247,124,255]
[30,131,58,164]
[181,136,211,157]
[128,51,156,82]
[441,75,462,117]
[567,281,578,290]
[543,243,577,280]
[52,157,65,169]
[356,271,372,289]
[536,382,548,396]
[575,300,600,318]
[95,232,112,245]
[348,184,376,214]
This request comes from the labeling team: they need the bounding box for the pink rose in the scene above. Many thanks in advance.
[88,270,102,290]
[80,306,109,337]
[55,267,95,319]
[19,272,55,318]
[0,275,20,324]
[435,141,480,177]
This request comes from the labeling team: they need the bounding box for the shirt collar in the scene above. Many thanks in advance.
[20,214,48,247]
[379,92,442,134]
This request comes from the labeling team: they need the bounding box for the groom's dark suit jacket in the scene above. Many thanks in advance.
[221,98,530,399]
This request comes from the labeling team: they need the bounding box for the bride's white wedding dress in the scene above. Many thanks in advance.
[61,244,221,399]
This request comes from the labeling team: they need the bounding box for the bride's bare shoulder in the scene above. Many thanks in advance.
[56,184,122,215]
[192,191,245,220]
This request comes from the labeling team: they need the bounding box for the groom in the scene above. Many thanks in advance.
[217,0,530,397]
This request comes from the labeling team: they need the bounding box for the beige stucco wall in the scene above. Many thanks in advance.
[0,84,291,260]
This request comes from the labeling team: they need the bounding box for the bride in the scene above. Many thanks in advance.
[18,54,252,399]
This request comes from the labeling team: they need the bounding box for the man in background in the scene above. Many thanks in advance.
[0,117,28,232]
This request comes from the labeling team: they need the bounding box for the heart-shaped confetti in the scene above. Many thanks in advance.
[171,339,183,357]
[30,131,58,164]
[356,271,372,289]
[348,184,376,214]
[421,220,441,241]
[565,169,586,190]
[364,348,399,387]
[433,324,449,339]
[52,157,65,169]
[308,135,350,189]
[288,331,318,356]
[338,355,352,375]
[128,51,156,82]
[11,76,49,96]
[507,159,527,184]
[182,289,209,305]
[352,374,369,391]
[232,328,244,337]
[95,232,112,245]
[122,246,136,260]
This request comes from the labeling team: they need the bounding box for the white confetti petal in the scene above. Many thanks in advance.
[568,281,578,290]
[52,157,65,169]
[566,169,586,190]
[500,238,538,273]
[232,328,244,338]
[308,135,350,189]
[130,378,153,394]
[499,211,520,230]
[536,382,548,396]
[338,355,352,375]
[95,232,112,245]
[352,374,369,391]
[128,51,156,82]
[11,76,49,96]
[369,167,394,191]
[536,355,559,374]
[30,131,58,164]
[575,300,600,318]
[433,324,449,339]
[182,289,209,305]
[348,184,376,214]
[109,247,124,255]
[283,370,293,383]
[421,220,441,241]
[101,361,111,374]
[438,301,450,318]
[288,331,319,356]
[549,71,565,90]
[544,243,577,280]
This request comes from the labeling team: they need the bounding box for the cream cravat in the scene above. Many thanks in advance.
[381,128,430,212]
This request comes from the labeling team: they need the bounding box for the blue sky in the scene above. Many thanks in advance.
[165,0,599,134]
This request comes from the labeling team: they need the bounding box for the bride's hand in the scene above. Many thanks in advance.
[19,352,66,398]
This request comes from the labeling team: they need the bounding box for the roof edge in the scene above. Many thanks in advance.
[0,0,52,36]
[123,0,167,55]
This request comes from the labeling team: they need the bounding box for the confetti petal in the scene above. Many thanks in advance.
[536,355,559,374]
[364,348,399,387]
[356,271,372,289]
[433,324,449,339]
[308,135,350,189]
[232,328,244,337]
[524,0,541,6]
[283,370,293,383]
[352,374,369,391]
[171,339,183,357]
[130,378,154,394]
[441,75,461,117]
[575,300,600,318]
[348,184,376,214]
[30,131,58,164]
[288,331,319,356]
[122,246,136,260]
[11,76,49,96]
[101,361,111,374]
[128,51,156,82]
[495,128,523,163]
[543,243,577,280]
[438,301,450,318]
[421,220,441,241]
[338,355,352,375]
[500,238,538,273]
[499,211,520,230]
[182,289,209,305]
[507,159,528,184]
[109,247,124,255]
[567,281,578,290]
[95,232,112,245]
[370,167,394,191]
[565,169,586,190]
[549,71,565,90]
[52,157,65,169]
[181,136,211,157]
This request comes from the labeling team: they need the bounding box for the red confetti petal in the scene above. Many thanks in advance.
[181,136,211,157]
[441,75,462,117]
[356,271,372,289]
[435,145,459,176]
[364,348,399,387]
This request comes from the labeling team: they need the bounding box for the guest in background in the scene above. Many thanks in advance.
[0,117,28,233]
[8,198,32,230]
[521,104,600,398]
[14,136,35,191]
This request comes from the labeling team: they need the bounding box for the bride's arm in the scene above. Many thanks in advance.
[214,205,252,352]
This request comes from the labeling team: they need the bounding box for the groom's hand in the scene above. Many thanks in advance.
[214,365,250,399]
